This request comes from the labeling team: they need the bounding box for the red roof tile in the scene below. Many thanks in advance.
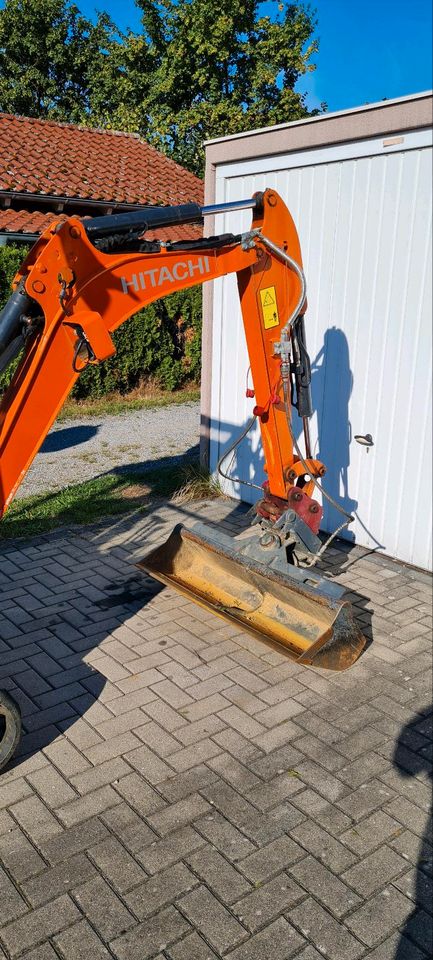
[0,207,62,234]
[0,113,203,206]
[0,206,202,242]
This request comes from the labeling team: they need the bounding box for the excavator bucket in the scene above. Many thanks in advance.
[138,523,366,672]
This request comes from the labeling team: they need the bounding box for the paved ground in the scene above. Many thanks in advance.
[0,497,432,960]
[16,402,200,499]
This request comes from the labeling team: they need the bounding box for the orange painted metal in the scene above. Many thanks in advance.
[284,457,326,498]
[237,191,304,498]
[0,189,323,517]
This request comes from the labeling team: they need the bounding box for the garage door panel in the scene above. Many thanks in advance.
[211,133,432,568]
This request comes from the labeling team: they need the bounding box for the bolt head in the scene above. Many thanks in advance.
[260,532,276,549]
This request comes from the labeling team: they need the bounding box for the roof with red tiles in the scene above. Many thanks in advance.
[0,207,58,234]
[0,113,203,206]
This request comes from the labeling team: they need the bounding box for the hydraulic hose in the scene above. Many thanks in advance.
[258,234,307,333]
[217,415,263,491]
[217,234,352,563]
[282,376,354,564]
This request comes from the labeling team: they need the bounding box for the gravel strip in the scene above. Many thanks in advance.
[17,402,200,499]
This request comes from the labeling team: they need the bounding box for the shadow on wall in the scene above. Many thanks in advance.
[209,324,384,551]
[393,705,432,959]
[309,326,358,540]
[207,326,358,534]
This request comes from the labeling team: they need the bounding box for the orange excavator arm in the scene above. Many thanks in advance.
[0,189,321,517]
[0,188,365,674]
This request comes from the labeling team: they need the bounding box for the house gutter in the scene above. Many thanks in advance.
[0,190,157,214]
[0,232,39,245]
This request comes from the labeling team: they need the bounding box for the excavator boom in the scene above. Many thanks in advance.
[0,188,365,677]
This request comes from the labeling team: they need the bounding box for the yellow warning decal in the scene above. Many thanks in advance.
[259,286,280,329]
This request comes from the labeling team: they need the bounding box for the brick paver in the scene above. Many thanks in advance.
[0,498,432,959]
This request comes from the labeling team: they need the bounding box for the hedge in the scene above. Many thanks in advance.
[0,243,202,397]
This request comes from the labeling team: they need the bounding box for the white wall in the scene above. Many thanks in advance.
[208,129,433,570]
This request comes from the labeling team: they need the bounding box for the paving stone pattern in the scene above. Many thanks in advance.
[0,498,431,959]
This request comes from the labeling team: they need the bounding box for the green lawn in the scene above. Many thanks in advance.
[0,464,188,540]
[0,458,223,541]
[59,387,200,420]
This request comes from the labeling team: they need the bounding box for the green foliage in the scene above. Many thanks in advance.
[73,284,202,399]
[0,244,202,399]
[0,0,119,121]
[0,0,321,176]
[0,243,29,390]
[129,0,320,173]
[0,243,25,305]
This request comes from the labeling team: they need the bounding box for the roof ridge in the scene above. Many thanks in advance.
[0,112,142,141]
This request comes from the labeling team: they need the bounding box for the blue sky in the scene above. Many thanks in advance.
[79,0,432,113]
[0,0,430,112]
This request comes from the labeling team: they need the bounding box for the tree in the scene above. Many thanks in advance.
[0,0,321,174]
[121,0,321,173]
[0,0,119,122]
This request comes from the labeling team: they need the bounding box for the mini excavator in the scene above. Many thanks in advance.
[0,189,365,769]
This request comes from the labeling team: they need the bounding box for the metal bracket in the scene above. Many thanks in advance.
[241,228,262,251]
[63,322,96,371]
[274,508,321,555]
[237,503,322,570]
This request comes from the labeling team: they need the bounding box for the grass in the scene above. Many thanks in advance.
[173,461,224,503]
[59,385,200,420]
[0,459,222,541]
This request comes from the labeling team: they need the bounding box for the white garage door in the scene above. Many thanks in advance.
[209,129,432,570]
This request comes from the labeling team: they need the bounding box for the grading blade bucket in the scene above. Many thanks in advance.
[138,523,366,671]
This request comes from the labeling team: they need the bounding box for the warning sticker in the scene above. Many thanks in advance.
[259,286,280,329]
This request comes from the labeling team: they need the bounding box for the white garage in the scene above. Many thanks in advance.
[201,93,433,571]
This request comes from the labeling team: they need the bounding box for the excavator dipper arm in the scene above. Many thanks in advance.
[0,189,365,674]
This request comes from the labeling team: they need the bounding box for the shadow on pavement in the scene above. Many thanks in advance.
[1,432,374,772]
[41,424,100,452]
[393,705,432,959]
[6,572,164,766]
